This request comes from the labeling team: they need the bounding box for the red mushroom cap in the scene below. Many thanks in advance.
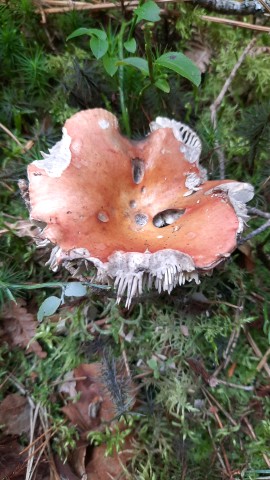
[26,109,254,306]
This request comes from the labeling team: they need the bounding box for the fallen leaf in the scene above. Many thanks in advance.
[0,299,47,358]
[86,442,132,480]
[61,363,135,479]
[0,436,50,479]
[185,34,212,73]
[54,455,80,479]
[249,46,270,57]
[67,440,88,479]
[58,371,77,398]
[62,363,115,435]
[0,394,30,436]
[187,357,211,383]
[237,243,255,272]
[0,436,27,478]
[1,219,40,239]
[180,325,189,337]
[227,362,237,378]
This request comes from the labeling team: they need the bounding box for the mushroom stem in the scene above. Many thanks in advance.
[144,24,155,84]
[118,23,131,137]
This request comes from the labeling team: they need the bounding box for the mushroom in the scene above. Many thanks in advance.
[24,109,254,307]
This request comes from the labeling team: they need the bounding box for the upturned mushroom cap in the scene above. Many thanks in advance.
[26,109,254,307]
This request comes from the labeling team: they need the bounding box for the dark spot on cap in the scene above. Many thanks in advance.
[135,213,148,226]
[98,212,109,223]
[153,209,186,228]
[132,158,145,184]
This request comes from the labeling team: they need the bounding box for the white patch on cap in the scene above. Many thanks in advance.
[32,128,71,178]
[98,119,110,129]
[185,172,202,190]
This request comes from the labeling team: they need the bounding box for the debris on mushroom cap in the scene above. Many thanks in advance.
[23,108,254,308]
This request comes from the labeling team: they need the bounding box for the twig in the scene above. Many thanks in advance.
[9,374,35,409]
[238,207,270,244]
[212,304,243,377]
[256,347,270,372]
[257,0,270,13]
[206,400,234,478]
[201,15,270,32]
[35,0,270,15]
[243,417,270,468]
[238,219,270,244]
[202,387,238,426]
[220,443,234,479]
[120,340,131,378]
[211,39,256,113]
[0,122,24,147]
[214,379,254,391]
[223,328,240,370]
[51,375,87,387]
[210,37,257,179]
[247,207,270,219]
[34,0,173,14]
[20,426,55,455]
[207,424,228,473]
[25,402,41,480]
[244,328,270,377]
[8,375,55,478]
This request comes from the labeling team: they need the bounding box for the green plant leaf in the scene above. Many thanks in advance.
[67,27,107,41]
[147,358,158,370]
[124,38,137,53]
[90,36,109,59]
[155,78,170,93]
[37,296,62,322]
[103,55,118,76]
[67,28,91,41]
[147,358,159,379]
[64,282,87,297]
[5,288,17,303]
[135,1,161,22]
[118,57,149,76]
[87,28,107,40]
[155,52,201,87]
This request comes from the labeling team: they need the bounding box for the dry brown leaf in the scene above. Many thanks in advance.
[58,370,77,398]
[54,455,81,480]
[227,362,237,378]
[185,34,212,73]
[0,394,30,436]
[67,440,88,479]
[249,46,270,57]
[0,436,50,479]
[237,243,255,272]
[0,436,27,479]
[0,219,40,239]
[62,363,115,435]
[61,363,134,479]
[86,442,132,480]
[0,300,46,358]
